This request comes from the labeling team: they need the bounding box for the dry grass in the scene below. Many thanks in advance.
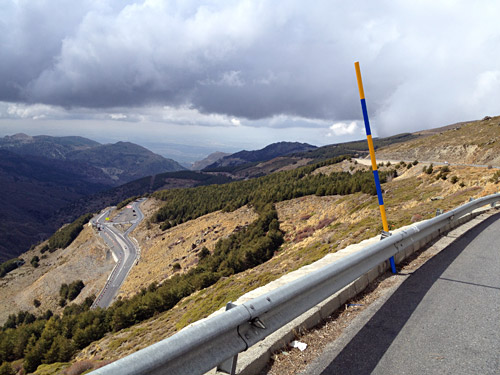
[377,115,500,166]
[118,202,259,299]
[74,165,497,366]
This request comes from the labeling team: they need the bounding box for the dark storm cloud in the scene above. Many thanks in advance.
[1,0,500,134]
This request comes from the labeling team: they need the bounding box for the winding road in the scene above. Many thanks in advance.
[91,198,146,309]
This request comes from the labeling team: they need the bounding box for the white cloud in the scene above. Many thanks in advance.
[328,121,359,136]
[5,103,64,120]
[1,0,500,143]
[231,118,241,126]
[110,113,127,120]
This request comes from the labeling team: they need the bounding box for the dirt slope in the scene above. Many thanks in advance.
[376,115,500,166]
[0,225,114,324]
[118,200,259,299]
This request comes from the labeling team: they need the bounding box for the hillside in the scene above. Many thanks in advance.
[191,151,230,171]
[0,135,187,261]
[0,224,114,324]
[376,115,500,166]
[2,156,499,373]
[0,133,100,159]
[0,134,186,186]
[1,116,500,373]
[66,141,185,185]
[75,160,498,367]
[0,150,109,261]
[202,133,419,179]
[203,141,316,171]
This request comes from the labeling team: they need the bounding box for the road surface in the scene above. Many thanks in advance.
[302,211,500,375]
[91,198,146,308]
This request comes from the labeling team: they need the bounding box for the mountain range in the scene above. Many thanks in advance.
[0,134,185,261]
[1,115,500,374]
[0,134,185,186]
[203,141,317,171]
[0,133,427,261]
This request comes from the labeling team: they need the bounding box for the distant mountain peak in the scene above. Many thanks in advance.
[191,151,231,171]
[6,133,33,142]
[203,141,317,171]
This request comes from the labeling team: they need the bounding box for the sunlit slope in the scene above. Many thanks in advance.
[376,115,500,166]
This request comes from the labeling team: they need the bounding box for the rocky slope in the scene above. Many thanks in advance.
[0,225,114,323]
[376,115,500,166]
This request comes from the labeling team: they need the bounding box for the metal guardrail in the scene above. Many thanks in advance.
[90,193,500,375]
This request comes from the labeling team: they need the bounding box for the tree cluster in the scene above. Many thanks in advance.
[152,156,386,230]
[0,259,23,278]
[47,213,94,252]
[59,280,85,306]
[0,298,95,373]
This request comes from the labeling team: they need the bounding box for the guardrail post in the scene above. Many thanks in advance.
[380,231,392,240]
[436,208,443,216]
[216,302,239,375]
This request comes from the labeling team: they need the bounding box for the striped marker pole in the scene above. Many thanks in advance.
[354,61,397,274]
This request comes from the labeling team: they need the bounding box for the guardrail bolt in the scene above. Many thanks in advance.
[251,317,266,330]
[380,230,392,240]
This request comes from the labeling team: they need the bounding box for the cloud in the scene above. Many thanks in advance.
[328,121,360,136]
[0,0,500,136]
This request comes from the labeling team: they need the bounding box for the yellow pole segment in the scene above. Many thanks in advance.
[354,62,365,100]
[355,61,395,272]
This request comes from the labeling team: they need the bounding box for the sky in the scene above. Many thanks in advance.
[1,0,499,163]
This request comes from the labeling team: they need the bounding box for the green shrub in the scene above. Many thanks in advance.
[59,280,85,303]
[48,213,93,252]
[0,258,23,278]
[172,263,181,271]
[0,362,15,375]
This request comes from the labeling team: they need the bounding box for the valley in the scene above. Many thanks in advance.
[0,115,499,374]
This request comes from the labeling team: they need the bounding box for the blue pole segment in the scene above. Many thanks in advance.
[360,99,371,135]
[372,170,384,206]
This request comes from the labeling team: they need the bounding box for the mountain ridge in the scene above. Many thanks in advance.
[203,141,317,171]
[1,115,500,373]
[0,135,186,261]
[0,134,186,185]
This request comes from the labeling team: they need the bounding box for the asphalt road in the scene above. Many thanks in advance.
[302,212,500,375]
[91,198,146,308]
